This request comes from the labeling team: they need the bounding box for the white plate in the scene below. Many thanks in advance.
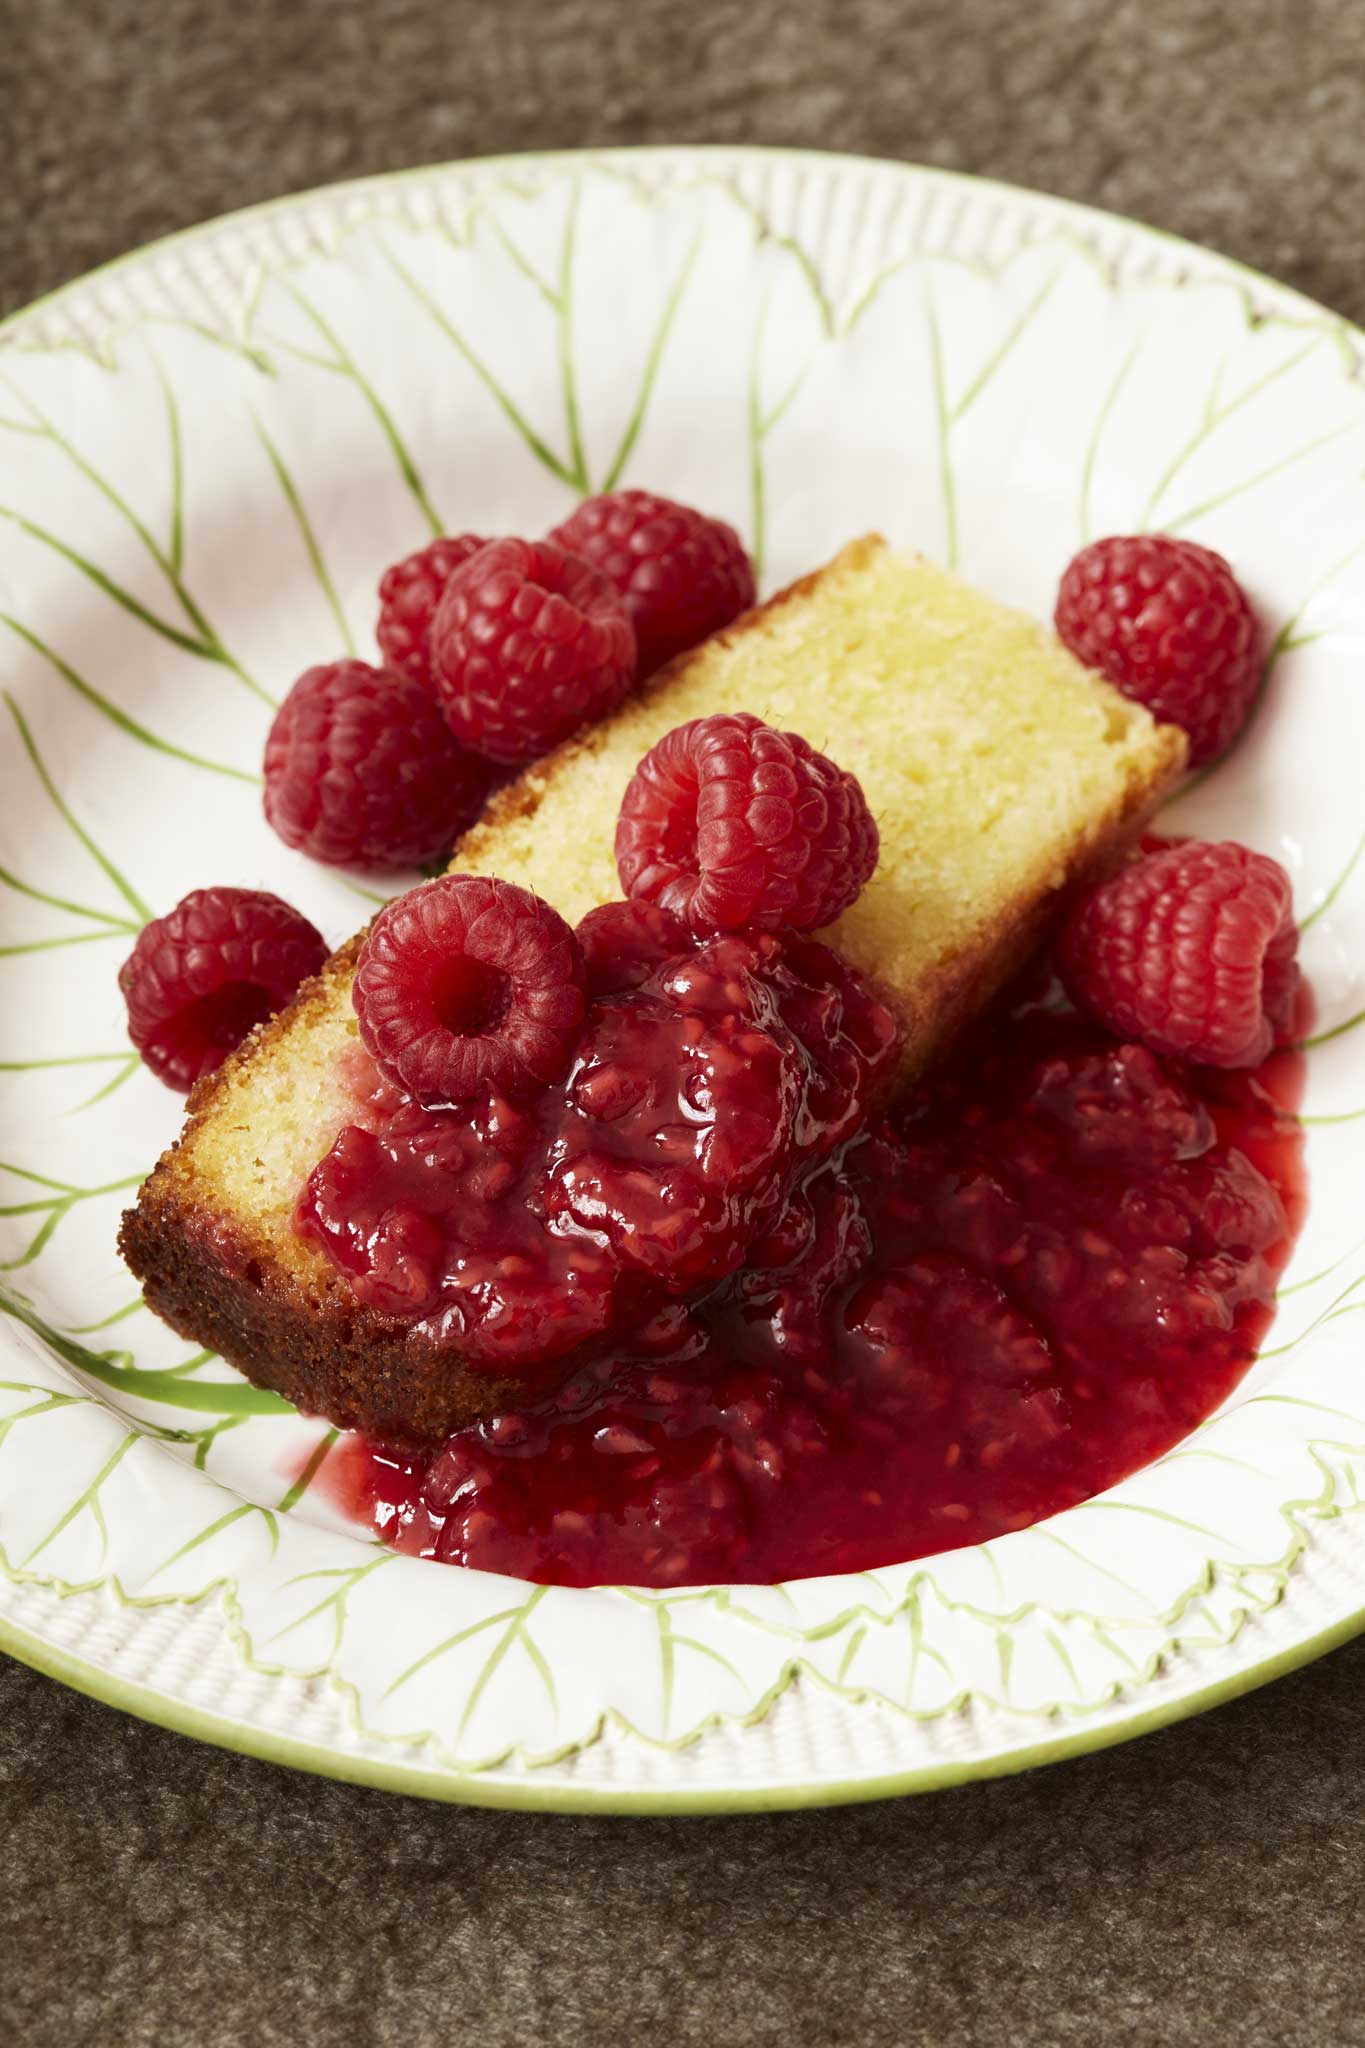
[2,148,1364,1812]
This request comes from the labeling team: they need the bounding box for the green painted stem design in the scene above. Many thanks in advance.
[66,1296,146,1334]
[599,229,703,492]
[556,181,589,495]
[3,617,260,782]
[153,352,185,576]
[266,1554,395,1661]
[1259,1270,1365,1360]
[0,1050,140,1114]
[1139,341,1320,530]
[269,280,443,536]
[0,692,152,955]
[1302,816,1365,933]
[1164,423,1351,535]
[0,1384,85,1459]
[1268,539,1365,677]
[926,266,1060,570]
[385,190,702,505]
[384,1583,558,1746]
[378,226,584,495]
[252,416,356,657]
[68,1056,142,1111]
[0,1278,295,1416]
[21,1431,137,1567]
[0,1165,147,1272]
[655,1602,745,1736]
[924,279,957,570]
[144,1433,338,1583]
[1303,1006,1365,1051]
[746,288,814,584]
[148,1499,280,1581]
[1079,342,1139,545]
[278,1429,339,1510]
[0,364,271,705]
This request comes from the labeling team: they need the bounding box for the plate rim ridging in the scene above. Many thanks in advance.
[3,142,1364,1811]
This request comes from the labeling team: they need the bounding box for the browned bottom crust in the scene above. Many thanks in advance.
[119,1188,533,1446]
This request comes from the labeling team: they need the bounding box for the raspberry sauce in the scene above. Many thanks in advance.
[297,927,899,1380]
[304,934,1306,1590]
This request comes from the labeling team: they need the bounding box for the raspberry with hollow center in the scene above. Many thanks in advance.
[120,886,327,1092]
[377,534,489,691]
[614,712,880,935]
[263,660,490,871]
[353,874,586,1106]
[430,538,636,765]
[549,489,756,679]
[1054,535,1262,767]
[1057,839,1299,1068]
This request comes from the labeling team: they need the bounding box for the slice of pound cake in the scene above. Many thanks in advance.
[121,537,1186,1440]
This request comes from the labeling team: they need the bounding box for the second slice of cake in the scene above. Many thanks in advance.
[121,536,1186,1439]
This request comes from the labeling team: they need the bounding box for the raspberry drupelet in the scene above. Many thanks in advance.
[549,489,756,679]
[1057,838,1300,1067]
[430,538,636,765]
[263,660,490,871]
[1054,535,1262,768]
[614,712,880,935]
[352,874,586,1107]
[377,534,489,691]
[120,887,328,1092]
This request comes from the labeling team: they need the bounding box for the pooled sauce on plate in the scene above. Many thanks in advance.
[319,978,1307,1589]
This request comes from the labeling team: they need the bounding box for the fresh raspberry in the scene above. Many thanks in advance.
[614,712,880,935]
[263,660,490,870]
[549,489,756,679]
[1054,535,1262,767]
[119,887,327,1093]
[377,534,489,690]
[1057,840,1299,1068]
[430,538,635,765]
[353,874,585,1106]
[575,899,692,996]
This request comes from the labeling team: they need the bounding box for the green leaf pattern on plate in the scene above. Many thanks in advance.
[1,159,1364,1784]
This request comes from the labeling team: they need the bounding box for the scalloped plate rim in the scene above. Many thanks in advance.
[3,143,1363,1809]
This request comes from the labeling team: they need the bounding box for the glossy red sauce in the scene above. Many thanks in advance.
[313,958,1308,1589]
[297,925,897,1385]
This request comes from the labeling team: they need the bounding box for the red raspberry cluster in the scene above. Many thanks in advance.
[265,490,756,878]
[350,708,882,1106]
[122,489,757,1090]
[1051,529,1297,1067]
[122,503,1296,1109]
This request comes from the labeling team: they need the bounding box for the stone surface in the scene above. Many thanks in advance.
[6,0,1365,2040]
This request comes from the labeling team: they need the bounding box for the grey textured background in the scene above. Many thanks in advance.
[5,1,1365,2042]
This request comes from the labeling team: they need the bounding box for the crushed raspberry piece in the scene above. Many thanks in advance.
[1057,839,1299,1067]
[263,660,490,871]
[353,874,585,1106]
[574,899,692,996]
[430,538,635,765]
[120,887,327,1092]
[549,489,756,678]
[377,534,489,690]
[614,712,880,935]
[1054,535,1262,767]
